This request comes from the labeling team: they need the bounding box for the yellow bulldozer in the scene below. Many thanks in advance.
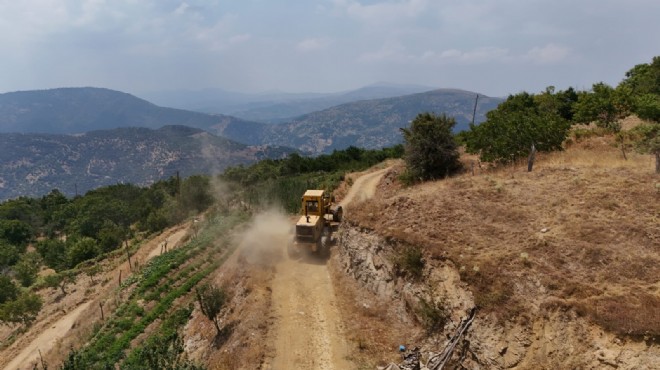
[289,190,342,257]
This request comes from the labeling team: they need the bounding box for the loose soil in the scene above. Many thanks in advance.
[261,168,391,370]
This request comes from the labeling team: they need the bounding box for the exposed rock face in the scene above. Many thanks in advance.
[335,223,659,369]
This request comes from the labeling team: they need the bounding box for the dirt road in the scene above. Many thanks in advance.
[340,167,390,207]
[263,167,390,370]
[4,301,93,370]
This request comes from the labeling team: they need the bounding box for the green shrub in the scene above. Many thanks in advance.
[397,245,425,279]
[401,113,462,182]
[417,297,449,334]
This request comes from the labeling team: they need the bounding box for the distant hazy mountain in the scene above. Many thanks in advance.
[0,126,293,200]
[0,87,251,134]
[140,87,333,116]
[141,83,435,123]
[212,89,503,154]
[0,86,504,197]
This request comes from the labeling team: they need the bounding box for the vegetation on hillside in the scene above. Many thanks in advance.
[459,56,658,172]
[0,175,214,327]
[58,211,245,369]
[0,143,403,367]
[221,145,403,212]
[0,126,292,201]
[462,90,572,164]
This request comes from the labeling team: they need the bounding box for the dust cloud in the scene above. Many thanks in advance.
[236,209,292,266]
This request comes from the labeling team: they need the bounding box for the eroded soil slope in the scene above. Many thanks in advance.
[331,135,659,369]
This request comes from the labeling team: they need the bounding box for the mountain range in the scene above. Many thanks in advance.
[0,86,503,200]
[210,89,503,153]
[0,87,252,134]
[140,82,436,122]
[0,125,292,200]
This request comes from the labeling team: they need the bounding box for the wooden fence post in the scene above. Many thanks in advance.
[527,143,537,172]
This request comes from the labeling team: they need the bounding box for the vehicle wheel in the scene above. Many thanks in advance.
[320,236,330,258]
[287,241,298,258]
[333,206,343,222]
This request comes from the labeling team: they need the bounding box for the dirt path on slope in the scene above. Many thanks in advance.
[340,167,390,208]
[262,167,390,370]
[2,223,192,370]
[3,301,93,370]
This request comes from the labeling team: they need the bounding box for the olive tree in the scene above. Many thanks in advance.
[400,112,462,182]
[195,283,227,336]
[0,291,43,326]
[464,92,571,165]
[573,82,632,130]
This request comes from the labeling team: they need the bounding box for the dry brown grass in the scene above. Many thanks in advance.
[349,133,660,338]
[580,293,660,338]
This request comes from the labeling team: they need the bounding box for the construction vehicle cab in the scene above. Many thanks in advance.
[290,190,342,256]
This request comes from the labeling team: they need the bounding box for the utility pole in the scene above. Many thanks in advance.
[471,94,480,125]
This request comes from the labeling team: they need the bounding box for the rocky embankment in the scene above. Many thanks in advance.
[334,223,658,369]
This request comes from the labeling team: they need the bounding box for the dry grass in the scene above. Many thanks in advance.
[349,133,659,338]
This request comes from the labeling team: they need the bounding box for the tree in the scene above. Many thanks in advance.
[14,252,41,287]
[534,86,579,121]
[0,197,42,230]
[0,291,43,326]
[634,94,660,122]
[0,239,20,268]
[400,112,462,182]
[620,56,660,96]
[44,271,76,295]
[628,123,660,173]
[573,82,632,130]
[195,283,227,336]
[464,92,571,164]
[143,209,170,234]
[36,238,68,271]
[40,189,69,231]
[0,219,33,246]
[0,275,18,304]
[67,237,100,268]
[179,175,215,215]
[97,220,124,253]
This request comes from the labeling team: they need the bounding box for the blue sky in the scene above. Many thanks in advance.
[1,0,658,97]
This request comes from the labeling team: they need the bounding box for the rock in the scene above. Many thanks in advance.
[597,350,619,368]
[540,228,549,233]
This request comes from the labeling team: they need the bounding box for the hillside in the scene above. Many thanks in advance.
[211,89,503,153]
[0,87,257,134]
[0,130,657,369]
[330,129,659,368]
[0,125,292,200]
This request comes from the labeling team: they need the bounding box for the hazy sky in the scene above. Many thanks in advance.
[1,0,658,97]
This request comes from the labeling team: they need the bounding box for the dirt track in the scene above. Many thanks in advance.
[340,167,390,208]
[3,301,93,370]
[262,167,389,370]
